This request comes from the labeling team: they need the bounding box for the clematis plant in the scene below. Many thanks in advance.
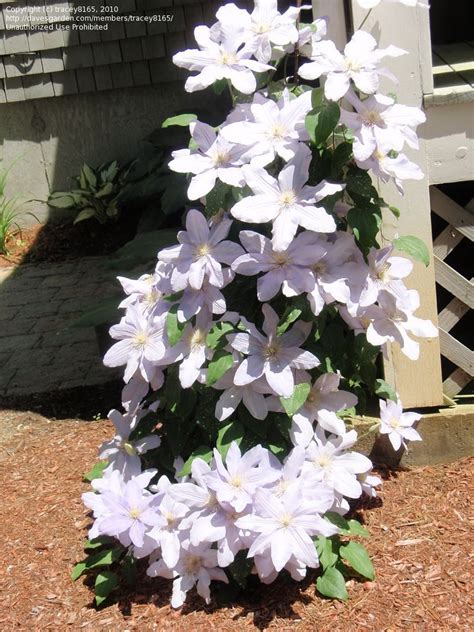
[77,0,435,610]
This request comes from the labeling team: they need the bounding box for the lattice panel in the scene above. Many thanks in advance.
[430,186,474,397]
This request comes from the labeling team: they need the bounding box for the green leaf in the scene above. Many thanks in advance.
[346,167,378,199]
[178,445,213,477]
[71,548,122,581]
[207,349,234,386]
[83,461,108,482]
[315,536,339,569]
[95,182,114,198]
[393,235,430,267]
[216,421,244,458]
[121,555,137,587]
[84,536,113,550]
[280,383,311,417]
[162,113,197,128]
[389,205,400,218]
[316,566,348,601]
[207,321,234,349]
[305,102,340,146]
[340,541,375,580]
[347,205,381,252]
[324,512,370,537]
[95,570,119,606]
[374,378,398,402]
[276,306,303,336]
[213,78,227,95]
[47,192,77,208]
[206,181,229,216]
[73,207,97,224]
[311,87,324,109]
[166,309,185,346]
[81,164,97,189]
[332,142,353,176]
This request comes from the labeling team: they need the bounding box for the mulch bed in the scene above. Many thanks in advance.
[0,214,138,268]
[0,410,472,631]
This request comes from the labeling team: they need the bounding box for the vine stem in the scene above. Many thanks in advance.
[356,9,373,31]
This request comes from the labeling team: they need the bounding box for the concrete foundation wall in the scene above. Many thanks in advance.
[0,82,209,226]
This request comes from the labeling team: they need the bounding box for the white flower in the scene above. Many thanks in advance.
[168,121,247,200]
[379,398,422,450]
[220,89,312,167]
[214,0,301,64]
[340,90,426,161]
[298,30,406,101]
[158,210,243,291]
[298,18,328,59]
[230,146,341,251]
[173,24,273,94]
[356,144,424,194]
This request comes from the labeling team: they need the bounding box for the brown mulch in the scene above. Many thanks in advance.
[0,214,138,268]
[0,411,472,631]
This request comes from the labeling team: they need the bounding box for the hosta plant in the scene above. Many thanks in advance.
[75,0,436,609]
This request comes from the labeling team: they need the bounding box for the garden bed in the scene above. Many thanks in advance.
[0,213,138,268]
[0,409,471,630]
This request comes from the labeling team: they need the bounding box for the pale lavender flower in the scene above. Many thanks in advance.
[99,408,161,477]
[303,429,372,498]
[291,373,358,446]
[236,485,337,573]
[168,121,247,200]
[358,245,415,307]
[158,210,243,291]
[298,18,328,58]
[214,0,301,64]
[230,146,341,251]
[90,472,161,548]
[172,23,272,94]
[221,89,313,166]
[147,492,189,568]
[147,539,228,608]
[166,310,212,388]
[299,30,406,101]
[205,442,280,512]
[356,143,424,194]
[232,230,325,300]
[379,398,422,450]
[306,232,366,315]
[340,90,425,161]
[177,269,233,322]
[103,304,169,383]
[228,304,319,397]
[213,364,272,421]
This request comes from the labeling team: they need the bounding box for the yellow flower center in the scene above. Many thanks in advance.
[129,507,141,519]
[374,149,385,161]
[190,328,206,350]
[360,317,372,330]
[230,476,243,489]
[164,511,177,527]
[254,22,270,34]
[144,289,161,306]
[134,331,148,347]
[345,58,361,72]
[312,261,327,275]
[279,190,296,206]
[184,554,202,574]
[389,417,400,429]
[307,391,320,405]
[314,454,332,469]
[123,441,137,456]
[377,262,390,282]
[213,150,230,166]
[364,110,383,126]
[272,251,290,265]
[195,243,211,257]
[280,513,293,528]
[220,52,237,66]
[269,123,287,139]
[264,342,280,359]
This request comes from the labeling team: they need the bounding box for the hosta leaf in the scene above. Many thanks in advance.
[316,566,348,601]
[280,383,311,417]
[95,570,119,606]
[393,235,430,267]
[74,207,97,224]
[340,541,375,580]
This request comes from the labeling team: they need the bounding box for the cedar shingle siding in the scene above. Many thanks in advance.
[0,0,221,102]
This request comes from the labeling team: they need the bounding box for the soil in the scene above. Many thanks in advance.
[0,213,139,268]
[0,407,472,631]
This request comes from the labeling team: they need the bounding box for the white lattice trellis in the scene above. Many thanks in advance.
[430,187,474,397]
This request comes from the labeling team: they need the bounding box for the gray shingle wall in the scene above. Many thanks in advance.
[0,0,222,102]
